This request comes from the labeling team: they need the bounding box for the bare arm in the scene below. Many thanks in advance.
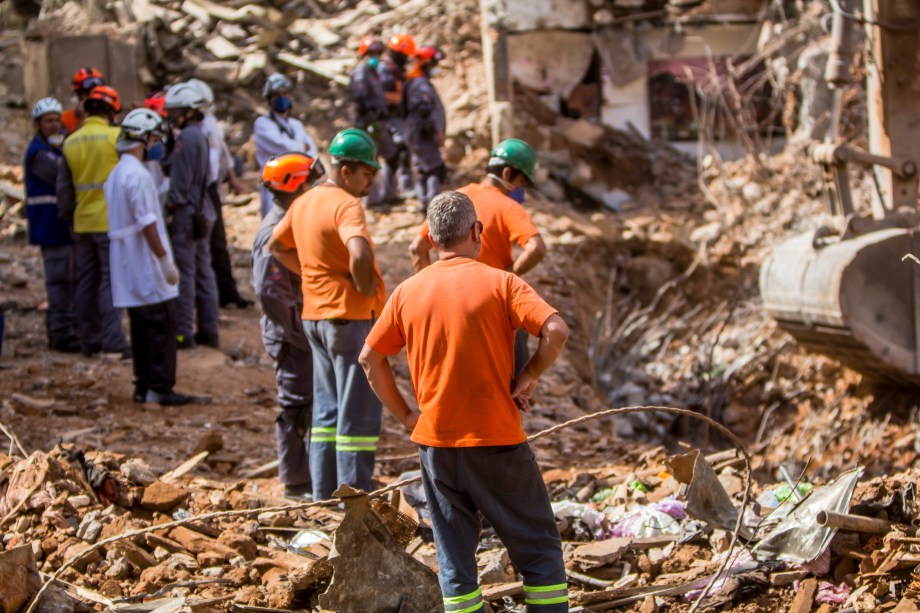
[409,234,433,272]
[359,345,419,432]
[512,234,547,277]
[347,236,378,296]
[267,235,301,275]
[141,223,167,258]
[511,314,570,412]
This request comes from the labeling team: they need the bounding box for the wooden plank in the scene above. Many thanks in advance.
[161,451,209,483]
[787,577,817,613]
[483,581,523,601]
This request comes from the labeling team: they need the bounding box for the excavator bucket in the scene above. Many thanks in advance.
[760,228,920,386]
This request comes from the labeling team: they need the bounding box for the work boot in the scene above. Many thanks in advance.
[177,335,196,350]
[50,336,82,353]
[283,483,314,501]
[194,332,220,348]
[145,390,193,406]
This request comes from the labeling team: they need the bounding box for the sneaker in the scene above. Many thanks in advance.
[145,390,193,406]
[132,389,147,403]
[194,332,220,348]
[284,484,314,500]
[177,335,196,350]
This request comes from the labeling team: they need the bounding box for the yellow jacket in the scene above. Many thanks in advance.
[62,117,120,233]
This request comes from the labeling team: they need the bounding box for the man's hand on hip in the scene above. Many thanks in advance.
[511,369,538,413]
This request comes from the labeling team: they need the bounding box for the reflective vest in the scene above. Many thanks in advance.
[23,136,71,246]
[62,116,120,233]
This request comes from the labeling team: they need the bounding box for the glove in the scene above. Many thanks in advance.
[158,255,180,286]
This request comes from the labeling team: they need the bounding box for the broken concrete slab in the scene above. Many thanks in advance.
[319,484,441,613]
[0,545,42,613]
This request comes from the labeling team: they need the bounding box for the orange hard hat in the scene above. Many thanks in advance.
[416,46,445,64]
[71,67,105,92]
[262,152,325,193]
[145,91,168,118]
[388,33,416,57]
[86,85,121,113]
[358,36,385,57]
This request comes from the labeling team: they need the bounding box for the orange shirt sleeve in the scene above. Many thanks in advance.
[271,206,296,249]
[336,198,371,246]
[506,274,557,336]
[366,289,405,355]
[504,203,539,248]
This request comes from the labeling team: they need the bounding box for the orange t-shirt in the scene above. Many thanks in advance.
[272,183,386,320]
[61,109,81,135]
[366,257,558,447]
[418,183,539,270]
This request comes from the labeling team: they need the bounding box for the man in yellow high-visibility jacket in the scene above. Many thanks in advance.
[57,85,130,357]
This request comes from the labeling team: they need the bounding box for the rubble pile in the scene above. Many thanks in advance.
[4,440,920,612]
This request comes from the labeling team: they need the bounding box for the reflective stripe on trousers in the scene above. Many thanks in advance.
[523,583,568,606]
[443,587,483,613]
[26,195,58,205]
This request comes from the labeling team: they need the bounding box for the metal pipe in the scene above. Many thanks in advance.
[816,510,895,534]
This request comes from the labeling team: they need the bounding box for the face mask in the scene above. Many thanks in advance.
[507,187,525,203]
[146,142,165,161]
[367,56,380,69]
[271,96,292,113]
[430,67,440,77]
[47,134,65,148]
[69,95,79,106]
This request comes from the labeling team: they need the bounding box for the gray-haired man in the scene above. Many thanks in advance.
[361,191,570,612]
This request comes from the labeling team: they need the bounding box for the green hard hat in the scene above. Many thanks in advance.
[328,128,380,169]
[490,138,536,183]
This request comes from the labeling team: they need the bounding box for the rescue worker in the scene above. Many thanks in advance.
[361,191,570,613]
[61,67,105,135]
[104,108,193,406]
[186,78,251,309]
[57,85,131,357]
[377,33,417,202]
[410,138,547,377]
[24,97,79,353]
[254,73,318,217]
[403,45,447,214]
[267,129,387,501]
[349,36,395,208]
[163,82,220,349]
[253,152,326,499]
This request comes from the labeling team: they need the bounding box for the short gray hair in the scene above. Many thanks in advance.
[428,191,477,249]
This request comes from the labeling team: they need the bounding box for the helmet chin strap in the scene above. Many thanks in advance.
[487,173,514,193]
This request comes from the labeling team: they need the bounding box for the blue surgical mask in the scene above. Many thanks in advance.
[508,187,525,203]
[271,95,292,113]
[368,56,380,69]
[146,142,165,161]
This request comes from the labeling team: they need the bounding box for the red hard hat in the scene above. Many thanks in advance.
[358,36,384,57]
[416,46,445,64]
[71,67,105,93]
[86,85,121,113]
[145,91,168,118]
[388,33,416,57]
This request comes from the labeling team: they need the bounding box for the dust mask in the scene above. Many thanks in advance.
[47,134,65,148]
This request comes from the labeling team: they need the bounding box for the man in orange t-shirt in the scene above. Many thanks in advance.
[361,191,570,612]
[410,138,547,378]
[268,128,386,501]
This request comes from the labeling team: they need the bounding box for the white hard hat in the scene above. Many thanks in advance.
[163,82,209,111]
[263,73,293,98]
[120,108,167,141]
[32,97,63,120]
[186,78,214,107]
